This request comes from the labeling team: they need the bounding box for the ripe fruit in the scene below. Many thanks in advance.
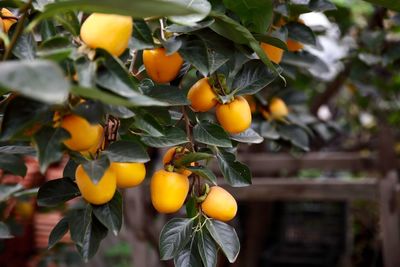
[201,186,237,222]
[80,13,133,57]
[187,78,218,112]
[1,8,17,33]
[110,162,146,188]
[269,97,289,119]
[150,170,189,213]
[143,48,183,83]
[163,146,194,176]
[287,39,304,52]
[60,115,103,151]
[261,43,284,64]
[216,96,252,134]
[75,164,117,205]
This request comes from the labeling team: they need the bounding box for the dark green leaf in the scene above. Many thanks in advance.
[282,51,329,73]
[233,60,278,95]
[159,218,194,260]
[185,197,197,218]
[174,152,214,166]
[197,229,217,267]
[93,191,123,236]
[308,0,336,11]
[144,85,190,106]
[166,18,215,33]
[215,148,251,187]
[186,166,217,185]
[37,177,80,207]
[141,127,188,148]
[286,22,316,45]
[193,122,232,148]
[103,140,149,163]
[34,126,70,173]
[12,31,37,60]
[72,100,105,124]
[131,113,165,137]
[63,159,78,179]
[206,219,240,263]
[277,124,310,151]
[253,33,288,50]
[0,222,13,239]
[82,156,111,184]
[131,19,154,50]
[75,57,98,88]
[0,146,36,155]
[54,11,80,36]
[37,36,74,61]
[168,0,211,26]
[260,121,279,140]
[0,154,27,176]
[48,217,69,249]
[223,0,273,33]
[230,128,263,144]
[173,238,202,267]
[0,60,70,104]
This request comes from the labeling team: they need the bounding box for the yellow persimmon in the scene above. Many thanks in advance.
[75,164,117,205]
[1,8,17,33]
[150,169,189,213]
[269,97,289,119]
[216,96,252,134]
[187,77,218,112]
[201,186,237,222]
[80,13,133,57]
[110,162,146,188]
[261,42,284,64]
[143,48,183,83]
[287,39,304,52]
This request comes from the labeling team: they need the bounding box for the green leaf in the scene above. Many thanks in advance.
[223,0,273,33]
[193,122,232,148]
[92,191,123,236]
[168,0,211,26]
[362,0,400,12]
[37,178,81,207]
[75,57,98,88]
[186,166,217,185]
[253,33,288,50]
[174,238,203,267]
[141,127,188,148]
[174,152,214,166]
[215,148,251,187]
[12,30,37,60]
[63,159,78,179]
[159,218,194,260]
[230,128,263,144]
[0,184,23,202]
[0,60,70,104]
[185,197,197,218]
[233,60,278,95]
[166,18,215,33]
[282,51,329,73]
[144,85,190,106]
[32,0,200,23]
[71,86,167,107]
[131,113,165,137]
[0,222,13,239]
[205,219,240,263]
[37,36,74,61]
[104,140,150,163]
[34,126,70,173]
[54,11,80,36]
[260,121,279,140]
[277,124,310,151]
[197,229,217,267]
[0,145,35,155]
[179,30,234,76]
[131,19,155,50]
[0,154,27,176]
[0,97,50,140]
[308,0,336,11]
[82,156,111,184]
[48,217,69,249]
[286,22,316,45]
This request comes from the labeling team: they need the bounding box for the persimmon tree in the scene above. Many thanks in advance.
[0,0,398,266]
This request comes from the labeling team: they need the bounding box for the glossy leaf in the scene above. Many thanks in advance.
[37,178,81,207]
[34,126,70,173]
[230,128,264,144]
[277,124,310,151]
[131,113,165,137]
[174,239,203,267]
[169,0,211,26]
[93,192,123,236]
[144,85,190,106]
[215,148,251,187]
[159,218,194,260]
[141,127,188,148]
[193,122,232,148]
[0,60,69,104]
[197,229,218,267]
[132,19,155,50]
[82,156,111,184]
[206,219,240,263]
[12,30,36,60]
[0,154,27,177]
[103,140,150,163]
[0,146,36,155]
[48,217,69,249]
[260,121,280,140]
[174,152,214,166]
[286,22,316,45]
[186,166,217,185]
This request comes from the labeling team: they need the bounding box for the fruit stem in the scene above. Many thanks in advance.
[182,106,195,152]
[2,0,32,61]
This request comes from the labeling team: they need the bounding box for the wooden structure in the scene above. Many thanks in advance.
[215,152,400,267]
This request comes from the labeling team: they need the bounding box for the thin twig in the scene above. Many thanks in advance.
[182,106,194,151]
[2,0,32,61]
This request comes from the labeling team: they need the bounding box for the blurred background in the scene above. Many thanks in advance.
[1,0,400,266]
